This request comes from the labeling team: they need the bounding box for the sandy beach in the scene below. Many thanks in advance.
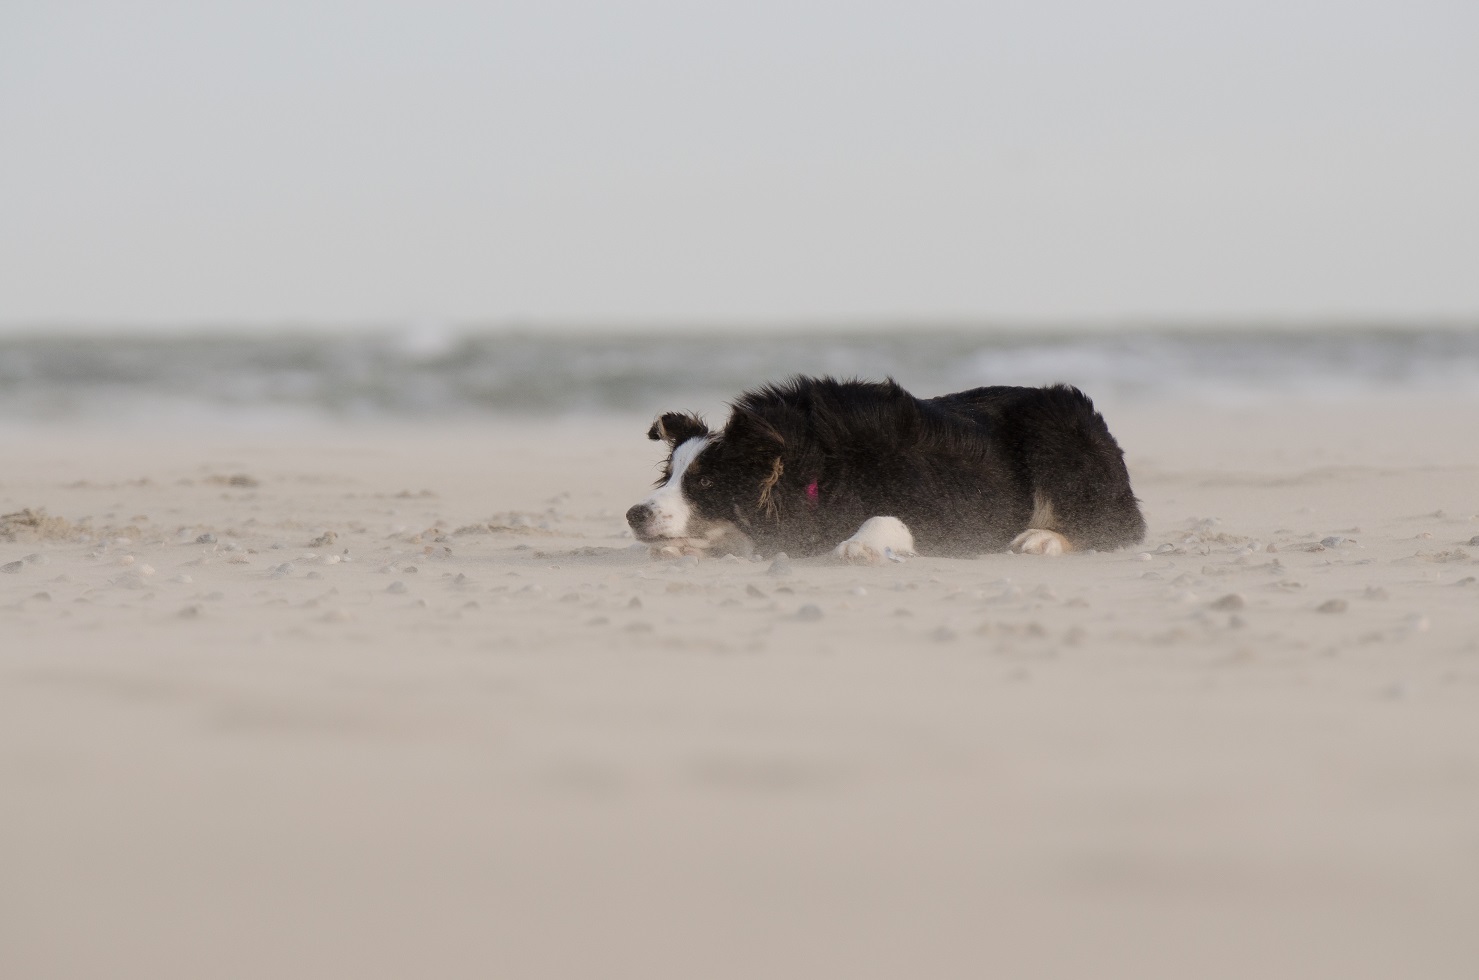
[4,394,1479,979]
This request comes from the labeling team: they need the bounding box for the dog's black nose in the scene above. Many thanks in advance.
[625,504,652,530]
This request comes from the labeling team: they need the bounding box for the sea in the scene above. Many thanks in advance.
[1,323,1476,427]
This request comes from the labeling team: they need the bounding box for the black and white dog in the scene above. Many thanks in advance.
[626,376,1145,561]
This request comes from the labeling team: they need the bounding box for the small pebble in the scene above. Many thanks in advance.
[111,570,149,590]
[1363,586,1389,600]
[1320,536,1347,548]
[0,561,23,574]
[795,603,823,621]
[1468,536,1479,547]
[745,584,766,599]
[386,581,409,594]
[627,596,643,609]
[196,532,216,544]
[931,626,958,642]
[1316,598,1349,614]
[1210,593,1245,611]
[178,605,202,619]
[849,586,867,596]
[767,554,793,578]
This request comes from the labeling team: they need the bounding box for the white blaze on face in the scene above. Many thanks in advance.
[639,435,711,538]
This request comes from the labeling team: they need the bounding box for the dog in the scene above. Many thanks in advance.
[626,376,1145,561]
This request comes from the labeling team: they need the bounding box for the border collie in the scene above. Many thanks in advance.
[626,376,1145,561]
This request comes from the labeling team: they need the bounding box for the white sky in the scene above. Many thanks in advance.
[2,0,1476,328]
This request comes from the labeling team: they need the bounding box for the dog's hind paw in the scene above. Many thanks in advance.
[835,516,917,564]
[1010,528,1071,555]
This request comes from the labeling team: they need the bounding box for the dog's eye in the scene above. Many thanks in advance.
[698,477,713,489]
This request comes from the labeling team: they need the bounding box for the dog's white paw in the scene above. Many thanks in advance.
[835,516,916,564]
[1010,528,1071,555]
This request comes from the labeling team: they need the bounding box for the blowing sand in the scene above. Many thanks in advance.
[3,396,1479,979]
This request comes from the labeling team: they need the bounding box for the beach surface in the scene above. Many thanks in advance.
[4,395,1479,979]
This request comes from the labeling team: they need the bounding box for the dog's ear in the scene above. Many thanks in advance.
[647,412,709,447]
[726,407,787,518]
[724,406,785,454]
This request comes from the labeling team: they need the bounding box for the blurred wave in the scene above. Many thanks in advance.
[1,324,1477,425]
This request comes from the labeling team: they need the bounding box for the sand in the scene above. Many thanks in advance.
[3,396,1479,979]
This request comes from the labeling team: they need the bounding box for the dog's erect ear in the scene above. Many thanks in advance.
[647,412,709,447]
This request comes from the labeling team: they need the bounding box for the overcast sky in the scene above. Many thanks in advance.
[1,0,1476,329]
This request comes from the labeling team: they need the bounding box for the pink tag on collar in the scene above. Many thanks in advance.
[805,480,819,503]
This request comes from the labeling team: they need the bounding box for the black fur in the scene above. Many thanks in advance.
[635,376,1145,558]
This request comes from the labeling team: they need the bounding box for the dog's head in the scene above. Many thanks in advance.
[626,408,787,555]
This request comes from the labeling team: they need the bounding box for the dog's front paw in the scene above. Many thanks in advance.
[1010,529,1071,555]
[835,516,916,564]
